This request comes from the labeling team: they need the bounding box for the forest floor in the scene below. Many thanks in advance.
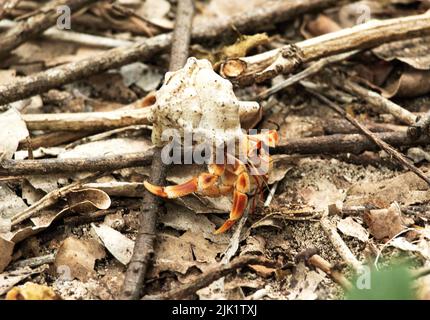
[1,0,430,300]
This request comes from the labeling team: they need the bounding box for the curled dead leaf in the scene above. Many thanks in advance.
[383,68,430,98]
[66,188,111,215]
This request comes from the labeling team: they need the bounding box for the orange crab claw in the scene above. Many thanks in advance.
[144,178,198,199]
[214,190,248,234]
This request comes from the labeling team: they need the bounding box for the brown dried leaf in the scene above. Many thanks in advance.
[305,14,341,37]
[364,203,414,240]
[373,36,430,70]
[0,237,14,272]
[346,172,430,207]
[54,237,106,281]
[66,188,111,215]
[249,264,276,278]
[383,68,430,98]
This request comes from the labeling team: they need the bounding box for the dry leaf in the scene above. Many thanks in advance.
[337,217,369,242]
[300,180,346,212]
[0,265,48,296]
[373,36,430,70]
[54,237,106,281]
[91,223,134,265]
[6,282,60,300]
[346,172,430,207]
[0,108,29,159]
[66,188,111,214]
[0,183,28,219]
[160,203,229,244]
[364,203,414,240]
[305,14,341,37]
[383,68,430,98]
[287,262,325,300]
[0,237,14,272]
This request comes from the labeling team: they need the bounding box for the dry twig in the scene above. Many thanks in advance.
[342,80,417,126]
[320,218,362,272]
[304,82,430,187]
[221,12,430,85]
[0,0,347,105]
[0,0,98,59]
[142,256,277,300]
[120,0,194,300]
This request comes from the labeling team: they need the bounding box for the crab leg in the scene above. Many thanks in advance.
[214,171,251,234]
[143,164,226,199]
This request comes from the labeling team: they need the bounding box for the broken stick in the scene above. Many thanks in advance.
[120,0,194,300]
[221,12,430,85]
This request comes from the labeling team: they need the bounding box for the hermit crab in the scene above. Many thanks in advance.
[144,58,279,234]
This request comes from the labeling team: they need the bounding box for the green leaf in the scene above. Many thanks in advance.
[346,264,416,300]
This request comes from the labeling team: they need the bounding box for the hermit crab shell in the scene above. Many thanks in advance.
[149,57,261,147]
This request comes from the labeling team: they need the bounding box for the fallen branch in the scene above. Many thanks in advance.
[22,108,151,131]
[120,0,194,300]
[0,151,153,176]
[0,19,133,48]
[0,0,347,105]
[308,254,353,290]
[142,255,277,300]
[9,253,56,270]
[221,12,430,85]
[256,51,358,100]
[0,0,98,60]
[3,131,430,176]
[342,80,417,126]
[408,111,430,139]
[304,82,430,187]
[320,217,362,272]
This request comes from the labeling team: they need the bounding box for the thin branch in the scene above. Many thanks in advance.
[4,131,430,176]
[0,19,133,48]
[342,80,417,126]
[304,82,430,187]
[320,217,362,272]
[142,255,277,300]
[22,107,151,131]
[0,0,346,105]
[256,51,358,100]
[221,12,430,85]
[308,254,353,290]
[0,0,98,59]
[0,151,153,176]
[120,0,194,300]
